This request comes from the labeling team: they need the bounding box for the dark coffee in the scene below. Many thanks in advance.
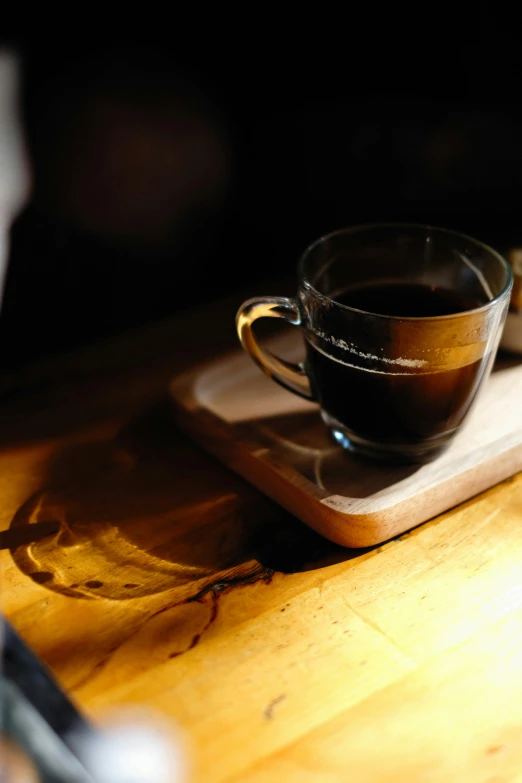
[305,282,490,455]
[332,281,483,317]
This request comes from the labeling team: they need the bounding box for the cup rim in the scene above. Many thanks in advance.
[298,222,513,321]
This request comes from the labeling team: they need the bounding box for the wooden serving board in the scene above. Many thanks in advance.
[169,333,522,547]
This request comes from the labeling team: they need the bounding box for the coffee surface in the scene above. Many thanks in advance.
[332,281,483,317]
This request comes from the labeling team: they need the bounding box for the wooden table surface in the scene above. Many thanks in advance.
[3,298,522,783]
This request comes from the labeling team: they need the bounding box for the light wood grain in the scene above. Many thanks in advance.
[3,300,522,782]
[170,333,522,547]
[71,475,522,783]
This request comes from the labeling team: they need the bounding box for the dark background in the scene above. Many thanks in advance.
[2,11,521,366]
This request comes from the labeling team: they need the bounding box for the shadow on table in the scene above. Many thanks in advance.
[5,402,375,603]
[493,349,522,372]
[237,409,419,498]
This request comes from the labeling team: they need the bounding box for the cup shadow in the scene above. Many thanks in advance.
[493,349,522,372]
[6,402,367,603]
[237,410,419,497]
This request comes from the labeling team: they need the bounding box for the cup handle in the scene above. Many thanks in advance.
[236,296,315,401]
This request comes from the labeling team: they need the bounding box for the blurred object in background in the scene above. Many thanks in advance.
[500,247,522,354]
[24,46,229,253]
[0,738,39,782]
[506,248,522,312]
[0,50,29,298]
[0,41,232,369]
[70,709,186,783]
[0,45,31,782]
[2,621,185,783]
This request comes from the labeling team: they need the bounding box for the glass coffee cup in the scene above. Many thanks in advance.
[236,224,512,463]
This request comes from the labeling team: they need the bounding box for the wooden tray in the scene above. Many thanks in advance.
[169,333,522,547]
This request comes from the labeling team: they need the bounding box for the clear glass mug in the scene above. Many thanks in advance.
[236,224,512,463]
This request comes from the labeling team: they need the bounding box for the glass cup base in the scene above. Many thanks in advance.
[321,411,453,465]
